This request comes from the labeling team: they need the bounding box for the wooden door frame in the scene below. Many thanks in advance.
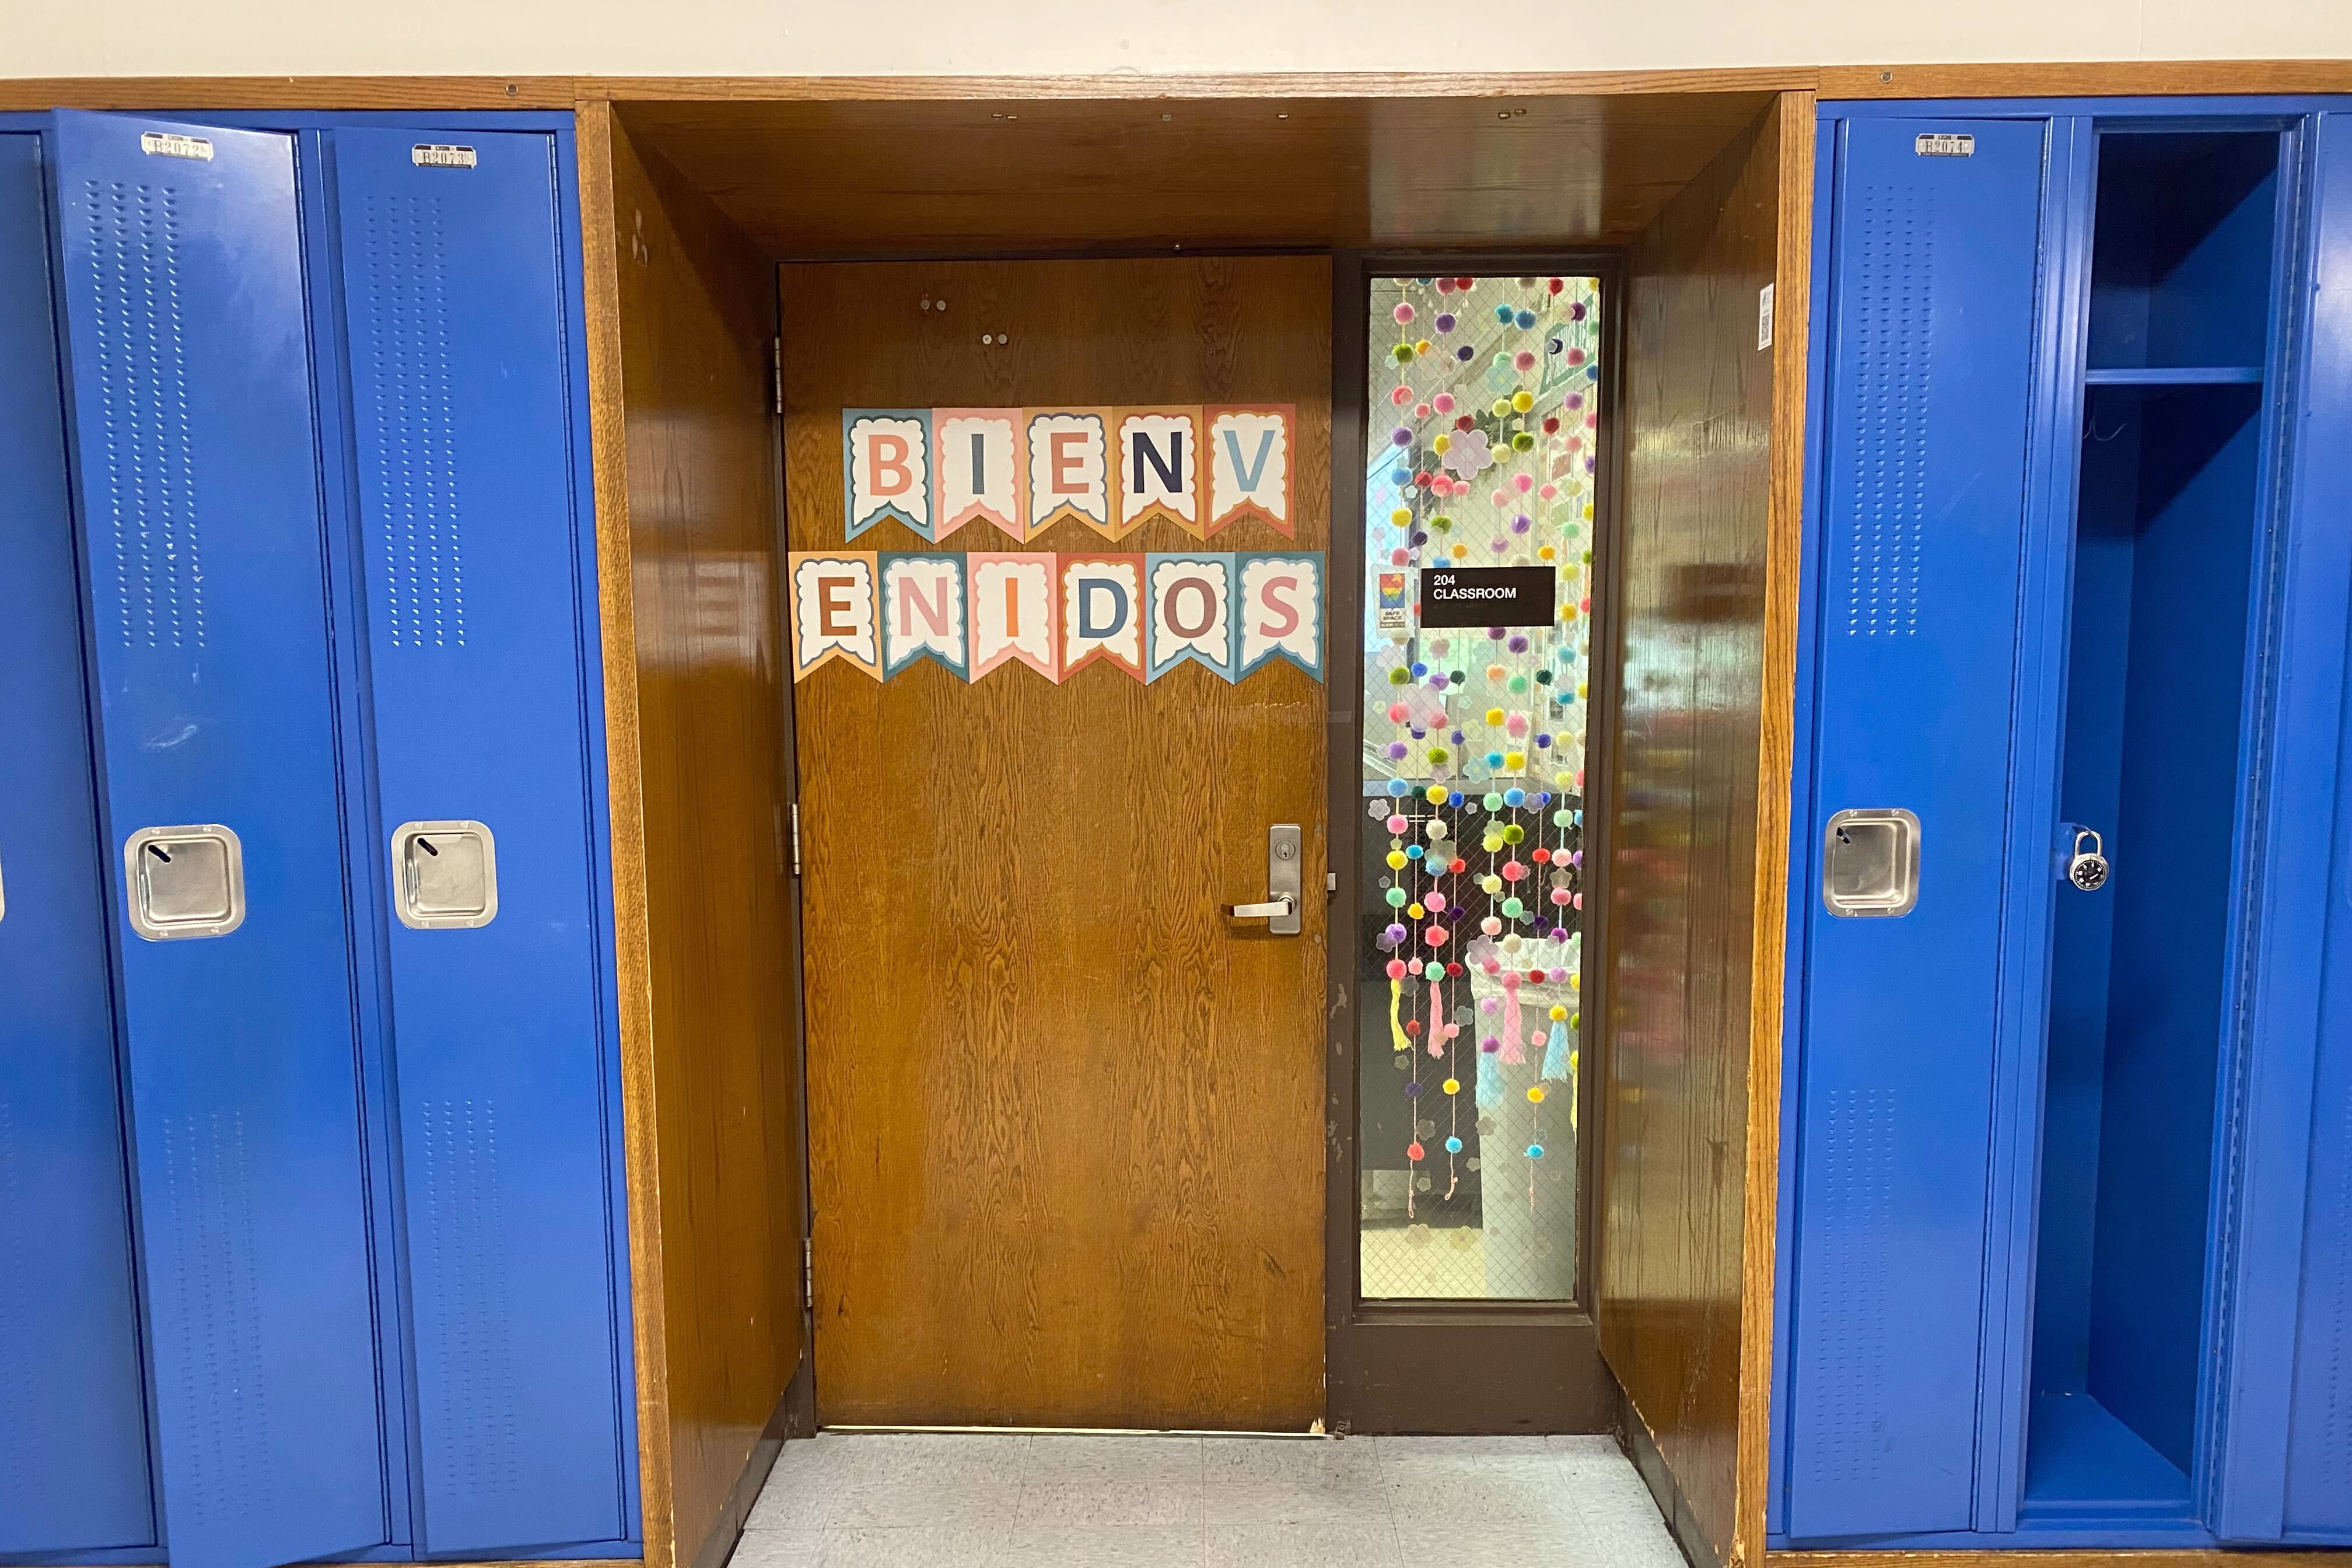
[1325,248,1630,1434]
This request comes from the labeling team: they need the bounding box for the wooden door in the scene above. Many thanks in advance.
[779,257,1330,1429]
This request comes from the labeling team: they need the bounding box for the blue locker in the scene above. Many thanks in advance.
[0,128,158,1558]
[2209,108,2352,1547]
[1785,117,2049,1539]
[46,112,389,1568]
[323,127,630,1552]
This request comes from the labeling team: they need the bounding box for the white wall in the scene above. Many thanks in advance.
[3,0,2348,79]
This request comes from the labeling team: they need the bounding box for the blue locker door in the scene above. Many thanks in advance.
[0,129,158,1558]
[1786,117,2048,1539]
[47,113,388,1568]
[2211,111,2352,1546]
[326,127,628,1552]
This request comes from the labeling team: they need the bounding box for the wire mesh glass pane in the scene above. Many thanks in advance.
[1356,273,1601,1301]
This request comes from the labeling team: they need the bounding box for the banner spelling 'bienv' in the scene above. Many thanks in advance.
[789,551,1323,685]
[843,405,1295,544]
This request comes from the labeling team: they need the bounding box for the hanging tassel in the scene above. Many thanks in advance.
[1476,1040,1504,1112]
[1428,981,1446,1057]
[1499,972,1525,1065]
[1542,1019,1571,1082]
[1389,974,1412,1052]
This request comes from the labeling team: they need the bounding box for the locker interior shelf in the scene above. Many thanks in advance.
[2025,125,2279,1522]
[2082,365,2263,385]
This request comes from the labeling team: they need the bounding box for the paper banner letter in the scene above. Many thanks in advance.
[880,552,969,678]
[843,410,933,540]
[1113,407,1202,538]
[932,408,1025,541]
[1024,410,1110,538]
[1236,552,1324,679]
[1204,404,1294,538]
[1058,554,1146,681]
[968,552,1060,681]
[788,551,881,680]
[1144,553,1236,682]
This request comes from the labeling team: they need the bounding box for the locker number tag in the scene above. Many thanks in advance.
[140,131,214,161]
[411,144,479,169]
[1915,133,1976,158]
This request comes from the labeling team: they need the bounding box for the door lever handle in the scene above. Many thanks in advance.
[1226,896,1297,920]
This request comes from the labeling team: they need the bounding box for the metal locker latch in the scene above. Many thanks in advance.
[124,825,246,940]
[1822,808,1921,918]
[391,820,498,930]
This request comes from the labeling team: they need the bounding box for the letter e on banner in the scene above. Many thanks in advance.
[1024,410,1110,538]
[788,551,881,680]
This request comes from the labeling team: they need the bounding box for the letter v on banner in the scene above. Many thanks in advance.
[880,552,970,678]
[1203,404,1294,538]
[1058,554,1146,680]
[788,551,882,680]
[844,409,935,540]
[968,552,1060,680]
[1145,552,1237,682]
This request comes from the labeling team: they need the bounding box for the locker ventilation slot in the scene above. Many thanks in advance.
[359,194,467,649]
[419,1097,517,1505]
[1844,184,1930,638]
[1807,1087,1894,1492]
[163,1112,274,1529]
[82,180,205,650]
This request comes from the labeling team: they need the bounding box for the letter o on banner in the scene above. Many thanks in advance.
[1164,574,1217,639]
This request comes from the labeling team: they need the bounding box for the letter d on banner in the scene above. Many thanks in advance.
[1058,554,1146,680]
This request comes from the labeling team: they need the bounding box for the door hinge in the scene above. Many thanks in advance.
[789,802,802,877]
[772,335,785,416]
[803,1237,814,1304]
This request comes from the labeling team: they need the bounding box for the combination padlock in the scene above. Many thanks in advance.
[2067,827,2109,892]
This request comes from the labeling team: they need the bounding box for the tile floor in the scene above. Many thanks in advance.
[734,1432,1688,1567]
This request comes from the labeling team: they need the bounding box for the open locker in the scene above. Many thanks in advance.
[1781,98,2352,1552]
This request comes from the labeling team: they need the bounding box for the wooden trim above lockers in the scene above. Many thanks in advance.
[5,62,2352,115]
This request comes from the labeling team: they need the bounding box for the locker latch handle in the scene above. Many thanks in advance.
[391,820,498,930]
[1822,808,1920,918]
[123,824,246,940]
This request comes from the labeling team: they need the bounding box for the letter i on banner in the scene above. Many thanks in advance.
[931,408,1026,542]
[880,553,970,678]
[1203,404,1295,538]
[788,552,882,680]
[1236,552,1324,679]
[844,410,935,540]
[1024,410,1110,540]
[1058,554,1146,680]
[968,552,1060,680]
[1112,407,1203,539]
[1144,552,1237,682]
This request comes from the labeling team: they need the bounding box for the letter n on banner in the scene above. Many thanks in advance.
[1145,553,1236,682]
[932,408,1026,542]
[844,410,934,540]
[1058,554,1145,681]
[1203,404,1294,538]
[1236,552,1324,679]
[880,553,969,678]
[1024,410,1110,539]
[1112,407,1202,539]
[968,552,1060,680]
[788,551,881,680]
